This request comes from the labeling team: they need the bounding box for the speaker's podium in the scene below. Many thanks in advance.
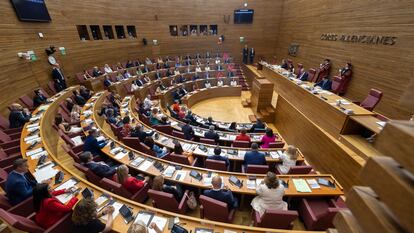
[250,77,275,122]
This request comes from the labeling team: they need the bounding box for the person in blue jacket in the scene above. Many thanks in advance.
[203,176,238,209]
[83,129,108,158]
[5,159,37,205]
[243,143,266,169]
[314,76,332,91]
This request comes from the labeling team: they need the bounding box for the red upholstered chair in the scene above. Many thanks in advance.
[38,88,51,98]
[19,95,35,110]
[0,130,20,149]
[0,147,21,168]
[109,123,123,140]
[242,164,269,174]
[123,83,134,95]
[0,129,20,140]
[58,130,83,154]
[295,63,304,76]
[153,125,173,135]
[75,73,85,84]
[6,196,34,217]
[73,162,102,185]
[200,138,216,145]
[0,208,72,233]
[100,178,149,203]
[0,166,13,190]
[61,144,82,163]
[172,130,187,140]
[268,141,285,148]
[307,69,317,82]
[0,115,22,134]
[232,140,250,148]
[48,81,57,95]
[199,195,235,223]
[330,76,345,94]
[139,142,156,157]
[299,198,346,230]
[358,89,383,111]
[277,165,313,174]
[163,153,198,166]
[148,189,189,214]
[205,159,228,171]
[253,209,299,229]
[122,137,141,151]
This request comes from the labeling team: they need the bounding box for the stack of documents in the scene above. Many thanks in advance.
[34,163,58,183]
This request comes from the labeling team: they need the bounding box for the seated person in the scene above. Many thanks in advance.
[143,75,151,83]
[251,172,287,216]
[192,84,199,91]
[192,72,200,81]
[72,198,114,233]
[217,78,224,87]
[178,87,188,97]
[243,143,266,168]
[205,64,211,71]
[130,124,154,141]
[113,165,149,194]
[177,75,186,83]
[103,64,113,73]
[80,86,93,100]
[82,70,93,80]
[314,76,332,91]
[149,108,162,125]
[55,114,82,134]
[250,118,265,132]
[298,68,309,81]
[131,80,141,92]
[9,103,31,128]
[104,108,118,125]
[155,70,162,79]
[125,60,134,68]
[145,57,152,65]
[128,220,162,233]
[170,77,178,86]
[280,59,288,69]
[195,65,202,73]
[228,122,237,131]
[204,125,220,142]
[204,80,212,88]
[203,176,238,209]
[92,66,103,77]
[339,62,352,78]
[83,129,108,157]
[123,70,132,79]
[152,175,183,202]
[144,136,167,158]
[116,72,125,81]
[207,146,230,168]
[120,116,132,137]
[260,128,277,148]
[227,71,234,78]
[33,183,79,229]
[143,95,154,109]
[159,116,170,125]
[165,68,173,77]
[103,76,112,88]
[33,89,47,107]
[235,129,251,142]
[230,78,238,87]
[70,104,82,123]
[80,152,116,178]
[143,65,150,73]
[204,71,210,79]
[215,58,221,64]
[73,90,86,106]
[155,84,166,95]
[172,139,194,164]
[177,106,186,119]
[116,62,124,70]
[66,98,74,112]
[185,110,197,125]
[135,67,143,76]
[5,159,37,205]
[174,68,180,75]
[172,90,181,103]
[278,145,299,174]
[216,64,223,71]
[181,121,194,140]
[171,100,180,113]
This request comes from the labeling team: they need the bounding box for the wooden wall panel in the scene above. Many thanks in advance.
[274,0,414,120]
[0,0,283,116]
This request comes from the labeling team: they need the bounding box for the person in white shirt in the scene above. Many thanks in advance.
[230,78,238,87]
[205,64,210,71]
[215,58,220,64]
[143,95,154,110]
[217,78,224,87]
[131,81,140,91]
[143,75,151,83]
[195,65,202,73]
[145,57,152,65]
[116,73,124,81]
[104,64,113,73]
[204,80,211,88]
[251,172,287,216]
[278,145,299,174]
[174,68,180,75]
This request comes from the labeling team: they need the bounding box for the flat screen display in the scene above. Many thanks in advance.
[234,9,254,24]
[11,0,51,22]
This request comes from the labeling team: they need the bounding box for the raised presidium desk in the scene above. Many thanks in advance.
[20,86,339,233]
[258,62,386,159]
[80,91,343,198]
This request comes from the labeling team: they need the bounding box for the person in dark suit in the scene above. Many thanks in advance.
[242,45,249,64]
[83,129,107,158]
[80,152,116,178]
[185,110,197,125]
[178,87,188,98]
[249,47,255,64]
[134,79,144,87]
[298,70,309,81]
[5,159,37,205]
[177,75,186,83]
[181,122,194,140]
[172,90,181,103]
[73,90,86,106]
[340,62,352,78]
[280,59,288,69]
[9,103,31,129]
[314,76,332,91]
[204,125,220,142]
[250,118,265,132]
[103,76,112,88]
[243,143,266,169]
[33,89,47,107]
[130,124,154,142]
[155,70,162,80]
[207,147,230,168]
[51,63,67,92]
[92,66,103,77]
[125,60,134,68]
[80,86,93,100]
[203,176,238,209]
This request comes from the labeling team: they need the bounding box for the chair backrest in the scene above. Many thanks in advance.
[58,130,76,147]
[258,209,299,229]
[139,142,155,157]
[153,125,173,135]
[147,189,179,212]
[295,63,303,76]
[164,153,190,165]
[307,69,317,82]
[0,194,12,210]
[200,138,216,145]
[59,102,71,116]
[61,144,81,163]
[0,115,10,130]
[0,130,12,143]
[199,195,231,222]
[287,165,313,174]
[73,163,102,185]
[0,208,44,233]
[100,177,123,193]
[360,88,383,111]
[48,81,57,94]
[246,164,269,174]
[19,95,34,109]
[122,137,141,151]
[75,73,85,83]
[172,130,186,139]
[331,76,344,94]
[205,159,227,171]
[268,141,285,148]
[233,140,250,148]
[38,88,50,98]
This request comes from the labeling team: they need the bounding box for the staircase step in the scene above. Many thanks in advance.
[248,115,257,122]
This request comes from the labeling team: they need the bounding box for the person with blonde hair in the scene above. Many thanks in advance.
[278,145,299,174]
[152,175,183,202]
[127,220,162,233]
[114,165,149,194]
[251,172,287,216]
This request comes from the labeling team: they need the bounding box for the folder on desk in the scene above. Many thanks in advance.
[292,179,312,193]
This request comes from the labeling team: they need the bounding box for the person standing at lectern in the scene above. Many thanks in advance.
[242,44,249,64]
[249,47,255,64]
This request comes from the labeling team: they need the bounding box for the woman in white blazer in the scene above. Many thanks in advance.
[278,145,299,174]
[251,172,287,216]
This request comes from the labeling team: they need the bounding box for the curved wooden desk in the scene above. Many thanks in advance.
[83,92,343,197]
[19,87,322,233]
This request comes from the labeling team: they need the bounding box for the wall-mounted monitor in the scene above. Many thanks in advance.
[234,9,254,24]
[11,0,51,22]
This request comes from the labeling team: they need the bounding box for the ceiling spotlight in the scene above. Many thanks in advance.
[244,3,248,7]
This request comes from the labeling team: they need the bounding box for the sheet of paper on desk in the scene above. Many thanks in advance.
[149,216,167,233]
[340,100,351,105]
[293,179,312,193]
[138,160,153,171]
[224,230,237,233]
[30,150,48,160]
[238,150,246,158]
[96,136,106,141]
[163,166,176,178]
[307,179,321,189]
[100,201,122,221]
[26,147,44,156]
[110,147,122,154]
[170,121,178,126]
[175,170,187,181]
[277,150,284,157]
[28,126,40,132]
[136,211,154,225]
[270,151,280,159]
[203,177,212,186]
[25,137,41,145]
[38,105,49,111]
[376,121,386,127]
[95,195,109,206]
[84,118,93,124]
[115,151,128,160]
[246,179,256,189]
[34,165,58,183]
[24,135,40,142]
[71,136,83,146]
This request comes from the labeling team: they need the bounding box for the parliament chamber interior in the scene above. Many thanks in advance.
[0,0,412,233]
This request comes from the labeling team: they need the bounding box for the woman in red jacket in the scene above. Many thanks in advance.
[114,165,149,194]
[33,183,79,229]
